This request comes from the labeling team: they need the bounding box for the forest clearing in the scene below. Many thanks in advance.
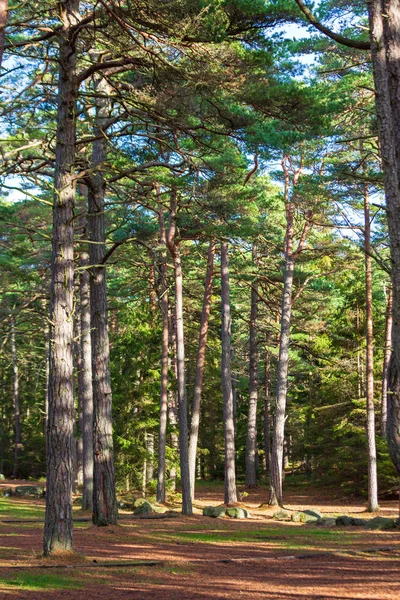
[0,480,400,599]
[2,0,400,598]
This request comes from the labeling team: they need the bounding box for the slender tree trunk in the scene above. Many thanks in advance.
[264,339,271,480]
[156,206,169,503]
[367,0,400,477]
[44,317,50,431]
[0,0,8,69]
[220,242,237,505]
[246,244,259,487]
[74,315,83,492]
[145,432,154,482]
[78,194,94,511]
[269,201,295,507]
[44,0,79,556]
[168,312,178,491]
[364,184,379,511]
[88,72,117,526]
[166,192,192,515]
[188,240,215,499]
[10,317,20,479]
[381,285,393,437]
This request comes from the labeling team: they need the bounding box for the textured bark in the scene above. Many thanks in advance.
[44,0,79,556]
[188,240,215,500]
[145,432,154,482]
[364,184,379,511]
[166,192,192,515]
[78,196,94,511]
[88,73,118,526]
[167,312,178,491]
[0,0,8,69]
[264,340,271,480]
[10,317,20,479]
[220,242,237,505]
[367,0,400,475]
[381,285,393,437]
[245,244,259,487]
[156,206,169,503]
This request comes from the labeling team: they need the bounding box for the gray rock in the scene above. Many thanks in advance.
[203,506,227,518]
[336,515,353,526]
[303,509,323,519]
[0,474,5,481]
[273,509,291,521]
[291,511,319,523]
[133,501,154,515]
[316,517,337,527]
[351,517,368,526]
[15,485,44,498]
[225,507,250,519]
[364,517,396,530]
[0,487,12,497]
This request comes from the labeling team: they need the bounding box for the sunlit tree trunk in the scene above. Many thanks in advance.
[367,0,400,479]
[156,205,169,503]
[10,316,20,479]
[381,285,393,437]
[44,0,79,556]
[188,240,215,499]
[264,337,272,480]
[246,243,259,486]
[220,242,237,505]
[78,192,94,511]
[166,191,192,515]
[0,0,8,69]
[88,72,117,526]
[363,184,379,511]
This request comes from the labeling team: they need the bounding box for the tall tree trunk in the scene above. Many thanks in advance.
[188,240,215,500]
[367,0,400,477]
[381,285,393,437]
[245,244,259,487]
[264,338,271,480]
[145,432,154,482]
[10,316,20,479]
[269,200,295,507]
[166,191,192,515]
[168,311,178,491]
[220,242,237,505]
[44,0,79,556]
[78,194,94,511]
[88,72,117,526]
[156,206,169,503]
[364,184,379,511]
[0,0,8,69]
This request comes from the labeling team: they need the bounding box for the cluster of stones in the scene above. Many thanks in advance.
[273,509,399,530]
[0,485,44,498]
[202,506,250,519]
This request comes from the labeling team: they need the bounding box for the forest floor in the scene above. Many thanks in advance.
[0,480,400,599]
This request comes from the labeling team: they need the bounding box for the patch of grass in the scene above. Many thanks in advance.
[0,572,82,591]
[0,498,45,520]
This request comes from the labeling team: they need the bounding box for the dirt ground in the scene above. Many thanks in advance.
[1,480,400,599]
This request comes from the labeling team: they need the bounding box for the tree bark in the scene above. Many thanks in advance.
[10,316,20,480]
[78,192,94,511]
[88,72,118,526]
[44,0,79,556]
[0,0,8,69]
[166,191,192,515]
[367,0,400,476]
[245,244,259,487]
[269,164,296,507]
[156,205,169,503]
[188,240,215,500]
[381,285,393,437]
[220,242,237,505]
[363,184,379,511]
[264,338,272,480]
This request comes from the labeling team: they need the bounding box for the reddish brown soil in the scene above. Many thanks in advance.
[1,481,400,599]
